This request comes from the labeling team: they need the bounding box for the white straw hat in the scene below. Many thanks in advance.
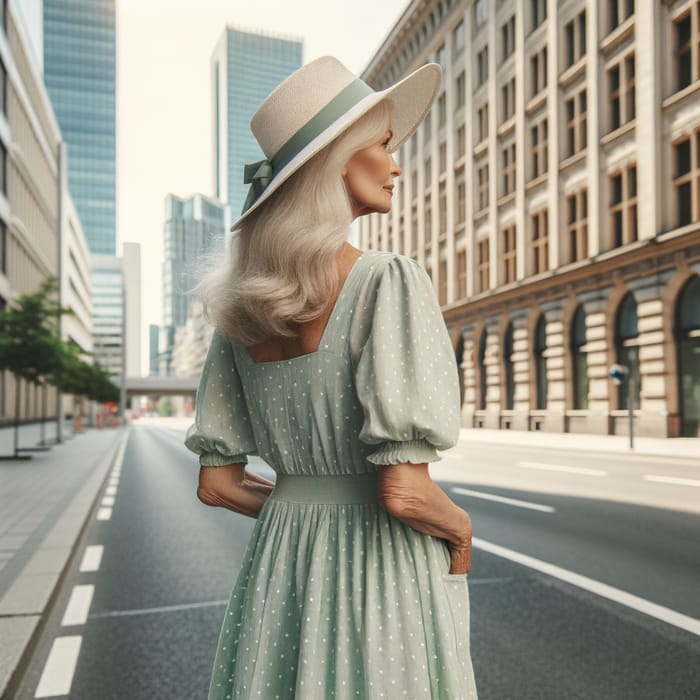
[230,55,442,231]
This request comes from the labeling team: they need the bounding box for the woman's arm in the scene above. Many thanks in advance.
[197,463,274,518]
[377,463,472,575]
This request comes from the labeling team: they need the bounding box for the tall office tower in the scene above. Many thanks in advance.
[161,193,229,376]
[361,0,700,438]
[122,242,142,377]
[149,324,159,377]
[91,254,125,380]
[43,0,116,255]
[211,26,303,216]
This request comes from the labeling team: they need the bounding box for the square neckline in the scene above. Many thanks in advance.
[239,251,367,367]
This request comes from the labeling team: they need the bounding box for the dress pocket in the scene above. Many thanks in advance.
[442,573,470,664]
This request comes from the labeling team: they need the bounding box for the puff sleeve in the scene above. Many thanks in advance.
[184,329,257,466]
[353,254,461,465]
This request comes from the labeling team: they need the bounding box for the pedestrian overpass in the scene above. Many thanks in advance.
[125,376,198,398]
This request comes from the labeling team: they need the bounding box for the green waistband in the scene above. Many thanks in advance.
[269,472,379,505]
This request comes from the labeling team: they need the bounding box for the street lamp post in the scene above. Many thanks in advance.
[610,363,634,449]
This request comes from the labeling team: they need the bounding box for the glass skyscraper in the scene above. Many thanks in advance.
[211,27,303,217]
[43,0,116,255]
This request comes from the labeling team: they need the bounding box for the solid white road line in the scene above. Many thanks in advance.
[451,487,555,512]
[79,545,104,572]
[89,599,230,619]
[102,495,115,506]
[643,474,700,488]
[34,636,82,697]
[61,585,95,626]
[473,536,700,636]
[105,485,118,496]
[96,506,112,520]
[518,461,608,476]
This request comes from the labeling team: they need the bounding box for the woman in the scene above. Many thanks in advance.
[185,56,478,699]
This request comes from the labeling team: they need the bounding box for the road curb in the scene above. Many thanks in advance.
[0,428,129,700]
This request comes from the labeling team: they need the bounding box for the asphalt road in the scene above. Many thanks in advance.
[14,423,700,699]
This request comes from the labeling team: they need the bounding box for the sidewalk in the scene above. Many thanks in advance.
[458,427,700,460]
[0,422,127,698]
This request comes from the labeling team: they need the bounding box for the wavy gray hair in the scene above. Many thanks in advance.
[192,99,394,347]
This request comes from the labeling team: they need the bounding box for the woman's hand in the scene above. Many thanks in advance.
[197,464,274,518]
[447,512,472,574]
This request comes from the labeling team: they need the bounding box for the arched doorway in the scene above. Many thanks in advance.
[534,315,547,409]
[614,293,641,410]
[571,305,588,409]
[503,323,514,410]
[676,275,700,437]
[478,330,487,410]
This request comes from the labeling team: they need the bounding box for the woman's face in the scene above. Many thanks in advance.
[343,129,402,218]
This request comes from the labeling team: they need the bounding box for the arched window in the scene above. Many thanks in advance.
[503,323,514,410]
[571,305,589,409]
[676,275,700,436]
[615,293,641,410]
[534,315,547,409]
[478,330,487,410]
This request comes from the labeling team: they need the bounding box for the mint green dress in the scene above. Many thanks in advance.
[184,249,478,699]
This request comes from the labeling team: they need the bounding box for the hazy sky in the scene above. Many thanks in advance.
[116,0,408,373]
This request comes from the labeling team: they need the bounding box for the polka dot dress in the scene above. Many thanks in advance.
[184,250,479,699]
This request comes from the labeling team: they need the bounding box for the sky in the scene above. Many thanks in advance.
[116,0,409,374]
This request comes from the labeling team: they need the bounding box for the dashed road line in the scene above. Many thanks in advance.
[34,636,82,698]
[642,474,700,488]
[451,487,555,512]
[517,461,608,476]
[79,545,104,572]
[61,585,95,626]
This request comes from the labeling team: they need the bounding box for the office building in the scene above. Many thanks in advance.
[44,0,117,255]
[122,242,141,377]
[149,323,159,377]
[211,26,302,215]
[91,253,124,380]
[360,0,700,438]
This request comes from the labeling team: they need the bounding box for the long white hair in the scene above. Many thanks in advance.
[192,99,394,347]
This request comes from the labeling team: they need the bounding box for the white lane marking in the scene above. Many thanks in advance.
[473,536,700,636]
[34,636,82,697]
[518,461,608,476]
[61,585,95,626]
[643,475,700,488]
[108,477,119,485]
[452,487,555,512]
[89,599,229,619]
[105,485,117,496]
[102,496,115,506]
[79,545,104,572]
[96,507,112,520]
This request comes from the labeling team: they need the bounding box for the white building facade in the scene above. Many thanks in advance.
[360,0,700,438]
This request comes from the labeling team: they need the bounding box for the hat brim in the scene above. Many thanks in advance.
[229,62,442,232]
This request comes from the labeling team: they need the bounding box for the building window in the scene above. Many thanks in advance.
[608,52,635,132]
[571,305,589,410]
[474,0,488,30]
[436,44,447,69]
[609,164,638,247]
[477,45,489,87]
[674,133,700,226]
[411,205,418,252]
[439,182,447,233]
[477,103,489,142]
[502,142,516,196]
[478,331,487,409]
[439,141,447,173]
[424,157,432,188]
[456,180,466,224]
[438,92,447,126]
[531,118,548,179]
[531,0,547,32]
[439,256,447,305]
[567,188,589,262]
[531,209,549,274]
[0,218,6,276]
[0,1,5,35]
[501,76,516,122]
[456,124,466,159]
[410,133,418,158]
[534,315,548,410]
[424,196,432,243]
[530,46,548,98]
[565,10,587,68]
[478,238,490,292]
[608,0,634,34]
[0,59,6,117]
[503,322,515,410]
[0,141,6,197]
[502,224,517,284]
[457,248,467,298]
[456,71,466,108]
[453,20,465,57]
[424,111,432,142]
[615,293,641,410]
[501,16,515,63]
[674,7,699,92]
[477,162,489,211]
[411,169,418,198]
[565,89,587,157]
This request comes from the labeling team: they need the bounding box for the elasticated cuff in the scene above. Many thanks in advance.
[365,438,441,465]
[199,452,249,467]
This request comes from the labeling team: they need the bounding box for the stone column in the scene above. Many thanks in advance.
[511,313,531,430]
[540,301,566,432]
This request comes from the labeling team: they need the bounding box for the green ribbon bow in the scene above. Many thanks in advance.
[242,159,274,215]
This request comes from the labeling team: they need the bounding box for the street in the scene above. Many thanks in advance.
[12,421,700,699]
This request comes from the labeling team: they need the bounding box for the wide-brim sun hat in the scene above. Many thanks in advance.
[230,55,443,232]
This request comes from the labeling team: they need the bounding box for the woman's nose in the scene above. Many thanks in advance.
[390,154,402,178]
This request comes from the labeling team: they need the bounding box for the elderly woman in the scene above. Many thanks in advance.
[185,56,478,699]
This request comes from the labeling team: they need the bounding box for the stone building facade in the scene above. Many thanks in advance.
[360,0,700,437]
